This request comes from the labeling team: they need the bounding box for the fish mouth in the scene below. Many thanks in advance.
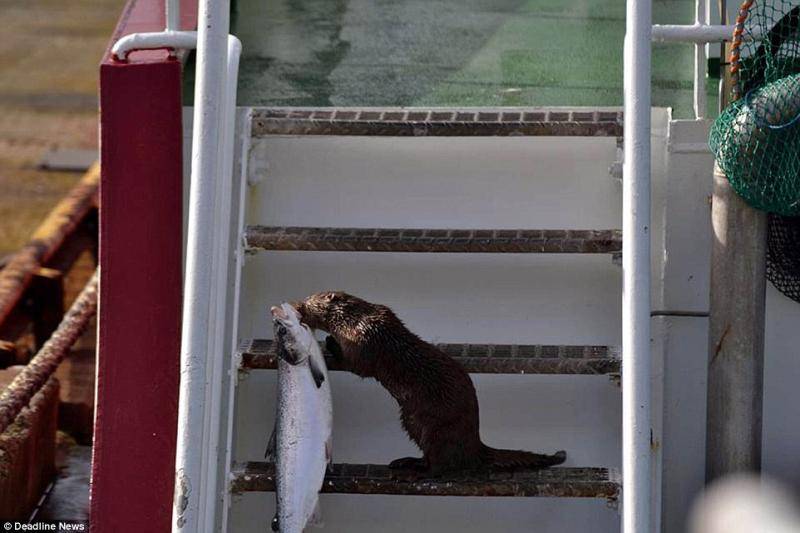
[270,303,301,325]
[270,305,288,321]
[271,303,309,365]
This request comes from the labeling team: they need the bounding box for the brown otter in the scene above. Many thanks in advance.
[292,291,567,476]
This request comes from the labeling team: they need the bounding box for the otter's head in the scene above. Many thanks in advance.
[291,291,348,331]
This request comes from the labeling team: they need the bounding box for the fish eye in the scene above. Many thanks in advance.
[277,324,287,336]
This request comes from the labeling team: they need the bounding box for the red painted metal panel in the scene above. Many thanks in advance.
[92,1,196,531]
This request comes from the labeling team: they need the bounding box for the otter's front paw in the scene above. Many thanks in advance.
[389,457,429,472]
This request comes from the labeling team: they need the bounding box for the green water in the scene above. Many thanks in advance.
[215,0,715,117]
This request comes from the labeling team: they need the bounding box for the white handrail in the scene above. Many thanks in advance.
[171,0,240,531]
[694,0,709,118]
[200,34,242,532]
[651,19,761,122]
[652,23,736,42]
[111,30,197,61]
[623,1,652,533]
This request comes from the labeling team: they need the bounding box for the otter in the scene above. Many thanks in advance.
[292,291,566,476]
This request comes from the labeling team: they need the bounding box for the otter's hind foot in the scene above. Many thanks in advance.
[389,457,428,472]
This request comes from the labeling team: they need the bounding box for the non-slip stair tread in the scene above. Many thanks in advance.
[239,339,621,375]
[251,107,623,137]
[230,462,620,499]
[244,227,622,254]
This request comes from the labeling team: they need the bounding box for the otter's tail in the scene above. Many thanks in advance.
[482,446,567,470]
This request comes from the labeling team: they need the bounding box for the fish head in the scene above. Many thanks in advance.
[271,303,316,365]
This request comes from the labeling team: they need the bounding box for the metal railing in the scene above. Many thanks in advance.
[651,1,763,119]
[174,3,241,530]
[623,2,652,532]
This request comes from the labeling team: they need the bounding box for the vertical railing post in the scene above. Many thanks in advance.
[172,0,234,531]
[694,0,709,118]
[166,0,180,31]
[623,0,653,531]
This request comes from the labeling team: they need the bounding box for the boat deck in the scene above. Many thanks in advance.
[196,0,716,118]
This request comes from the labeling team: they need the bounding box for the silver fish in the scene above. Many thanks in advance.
[267,303,333,533]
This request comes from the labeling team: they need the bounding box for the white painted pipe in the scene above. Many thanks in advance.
[111,30,197,61]
[623,0,652,533]
[167,0,180,31]
[172,0,232,530]
[694,0,708,118]
[200,34,242,532]
[652,23,735,42]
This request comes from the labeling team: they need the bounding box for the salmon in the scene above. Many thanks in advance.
[267,303,333,533]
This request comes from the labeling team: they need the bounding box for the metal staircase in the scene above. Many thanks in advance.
[216,105,628,529]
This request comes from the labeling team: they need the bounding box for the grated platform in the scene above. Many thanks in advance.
[231,462,620,500]
[244,227,622,254]
[251,108,624,137]
[239,339,620,375]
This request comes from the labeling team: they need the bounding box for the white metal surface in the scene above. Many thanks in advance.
[659,119,715,313]
[656,118,715,533]
[111,30,197,61]
[217,108,252,533]
[172,0,238,528]
[659,315,709,533]
[623,1,652,533]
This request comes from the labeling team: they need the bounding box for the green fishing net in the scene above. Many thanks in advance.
[709,1,800,215]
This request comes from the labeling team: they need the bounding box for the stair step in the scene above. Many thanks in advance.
[244,227,622,254]
[230,463,620,500]
[240,339,621,375]
[251,108,623,137]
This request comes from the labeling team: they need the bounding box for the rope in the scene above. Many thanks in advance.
[0,270,98,433]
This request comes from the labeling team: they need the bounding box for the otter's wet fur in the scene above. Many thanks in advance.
[293,291,567,476]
